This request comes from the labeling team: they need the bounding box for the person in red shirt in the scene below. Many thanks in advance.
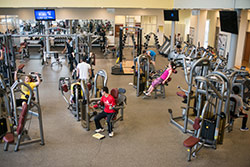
[93,87,116,137]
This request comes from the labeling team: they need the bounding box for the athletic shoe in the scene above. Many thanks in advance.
[240,127,249,132]
[145,92,151,96]
[95,128,104,133]
[109,132,114,137]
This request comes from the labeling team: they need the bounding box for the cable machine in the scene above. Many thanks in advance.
[111,26,142,75]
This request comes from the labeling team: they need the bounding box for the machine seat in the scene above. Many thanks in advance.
[177,91,187,98]
[183,136,200,148]
[3,133,14,143]
[61,84,69,92]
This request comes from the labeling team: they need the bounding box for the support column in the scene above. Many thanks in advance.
[227,10,241,69]
[195,10,200,46]
[69,20,73,34]
[45,21,50,56]
[170,21,175,51]
[75,35,79,64]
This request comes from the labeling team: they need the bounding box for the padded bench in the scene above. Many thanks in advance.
[183,118,201,161]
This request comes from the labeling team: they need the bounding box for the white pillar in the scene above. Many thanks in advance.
[170,21,175,51]
[195,10,200,46]
[227,10,240,69]
[45,21,50,56]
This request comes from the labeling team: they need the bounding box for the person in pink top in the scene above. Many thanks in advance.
[144,61,176,96]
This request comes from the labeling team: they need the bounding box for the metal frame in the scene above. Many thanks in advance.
[169,57,210,134]
[4,80,45,151]
[134,54,150,97]
[93,70,108,98]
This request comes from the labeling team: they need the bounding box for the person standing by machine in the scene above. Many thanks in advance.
[0,43,7,78]
[62,37,75,72]
[76,56,92,83]
[143,50,156,67]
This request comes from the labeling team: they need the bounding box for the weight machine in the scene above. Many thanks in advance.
[3,74,44,151]
[168,58,210,134]
[111,26,142,75]
[133,54,150,97]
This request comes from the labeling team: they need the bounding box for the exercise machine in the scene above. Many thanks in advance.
[168,57,210,134]
[144,32,161,50]
[111,26,142,75]
[93,70,108,98]
[183,72,227,161]
[158,35,171,56]
[3,73,44,151]
[133,54,150,97]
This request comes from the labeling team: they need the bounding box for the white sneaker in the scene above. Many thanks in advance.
[95,128,104,133]
[240,127,249,132]
[109,132,114,137]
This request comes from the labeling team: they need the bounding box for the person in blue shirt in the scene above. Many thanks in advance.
[143,50,156,67]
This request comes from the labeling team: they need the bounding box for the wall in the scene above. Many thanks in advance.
[206,10,218,47]
[114,16,126,25]
[189,13,197,44]
[197,10,207,46]
[0,8,168,45]
[0,8,165,25]
[174,0,250,9]
[235,10,249,67]
[170,10,191,41]
[0,0,174,8]
[0,8,115,20]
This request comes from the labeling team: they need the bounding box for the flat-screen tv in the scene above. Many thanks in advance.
[219,11,238,34]
[34,9,56,21]
[164,10,179,21]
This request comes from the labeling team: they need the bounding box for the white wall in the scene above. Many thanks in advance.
[197,10,207,46]
[115,16,126,25]
[207,10,218,47]
[189,13,197,44]
[174,0,250,9]
[0,0,174,9]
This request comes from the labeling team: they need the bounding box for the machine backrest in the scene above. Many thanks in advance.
[193,117,200,130]
[16,103,28,135]
[73,84,82,99]
[229,97,237,117]
[61,84,68,92]
[110,88,119,103]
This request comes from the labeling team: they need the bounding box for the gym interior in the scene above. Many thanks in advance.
[0,0,250,166]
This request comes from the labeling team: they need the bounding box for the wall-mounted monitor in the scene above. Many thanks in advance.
[163,10,179,21]
[219,11,238,34]
[34,9,56,21]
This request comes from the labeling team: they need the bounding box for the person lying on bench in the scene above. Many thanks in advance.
[144,61,176,96]
[14,69,41,107]
[91,87,116,137]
